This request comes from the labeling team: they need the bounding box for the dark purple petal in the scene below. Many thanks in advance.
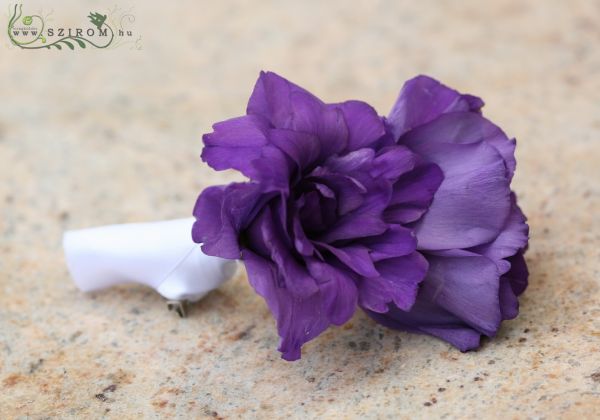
[247,71,323,129]
[358,252,428,313]
[410,141,511,250]
[505,251,529,296]
[250,205,319,298]
[306,259,358,325]
[338,100,386,151]
[387,75,484,139]
[201,115,268,178]
[498,276,519,320]
[316,242,379,278]
[193,183,269,259]
[243,249,330,361]
[269,129,321,173]
[247,72,349,157]
[304,168,367,215]
[317,180,391,243]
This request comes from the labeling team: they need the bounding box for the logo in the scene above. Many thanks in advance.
[7,4,141,50]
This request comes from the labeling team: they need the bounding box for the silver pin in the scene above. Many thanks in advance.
[167,300,188,318]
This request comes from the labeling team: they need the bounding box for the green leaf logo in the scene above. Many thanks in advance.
[22,15,32,25]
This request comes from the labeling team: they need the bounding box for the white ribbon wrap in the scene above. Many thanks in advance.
[63,218,237,302]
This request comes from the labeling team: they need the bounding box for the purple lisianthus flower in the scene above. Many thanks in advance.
[193,71,528,360]
[193,71,442,360]
[367,76,529,351]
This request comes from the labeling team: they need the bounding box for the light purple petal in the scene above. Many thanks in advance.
[419,254,502,336]
[371,145,416,180]
[400,111,517,179]
[470,194,529,273]
[410,141,511,250]
[362,225,417,261]
[387,75,484,139]
[384,163,444,224]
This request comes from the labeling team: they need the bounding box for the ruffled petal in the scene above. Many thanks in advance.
[247,72,348,157]
[338,100,386,151]
[409,141,511,250]
[192,183,269,259]
[249,205,319,298]
[268,129,322,174]
[306,259,358,325]
[387,75,484,139]
[201,115,268,178]
[317,179,391,243]
[358,252,428,313]
[247,71,323,129]
[315,242,379,278]
[243,250,330,361]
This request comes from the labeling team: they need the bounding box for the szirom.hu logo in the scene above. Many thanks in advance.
[7,4,142,50]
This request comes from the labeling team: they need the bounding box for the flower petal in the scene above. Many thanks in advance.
[249,205,319,298]
[400,111,517,179]
[358,252,428,313]
[306,259,358,325]
[247,71,323,129]
[362,225,417,261]
[387,75,483,139]
[317,180,391,243]
[247,72,349,157]
[470,194,529,273]
[338,100,386,151]
[243,249,330,361]
[201,115,268,178]
[192,183,269,259]
[409,141,511,250]
[367,302,483,351]
[384,162,444,224]
[419,254,502,336]
[315,242,379,278]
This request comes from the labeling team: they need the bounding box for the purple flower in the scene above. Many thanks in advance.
[193,72,441,360]
[193,72,528,360]
[367,76,529,351]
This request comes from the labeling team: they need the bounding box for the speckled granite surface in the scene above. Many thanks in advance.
[1,0,599,418]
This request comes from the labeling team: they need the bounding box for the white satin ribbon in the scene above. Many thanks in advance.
[63,218,237,302]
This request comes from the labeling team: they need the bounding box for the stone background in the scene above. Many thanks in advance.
[1,0,599,418]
